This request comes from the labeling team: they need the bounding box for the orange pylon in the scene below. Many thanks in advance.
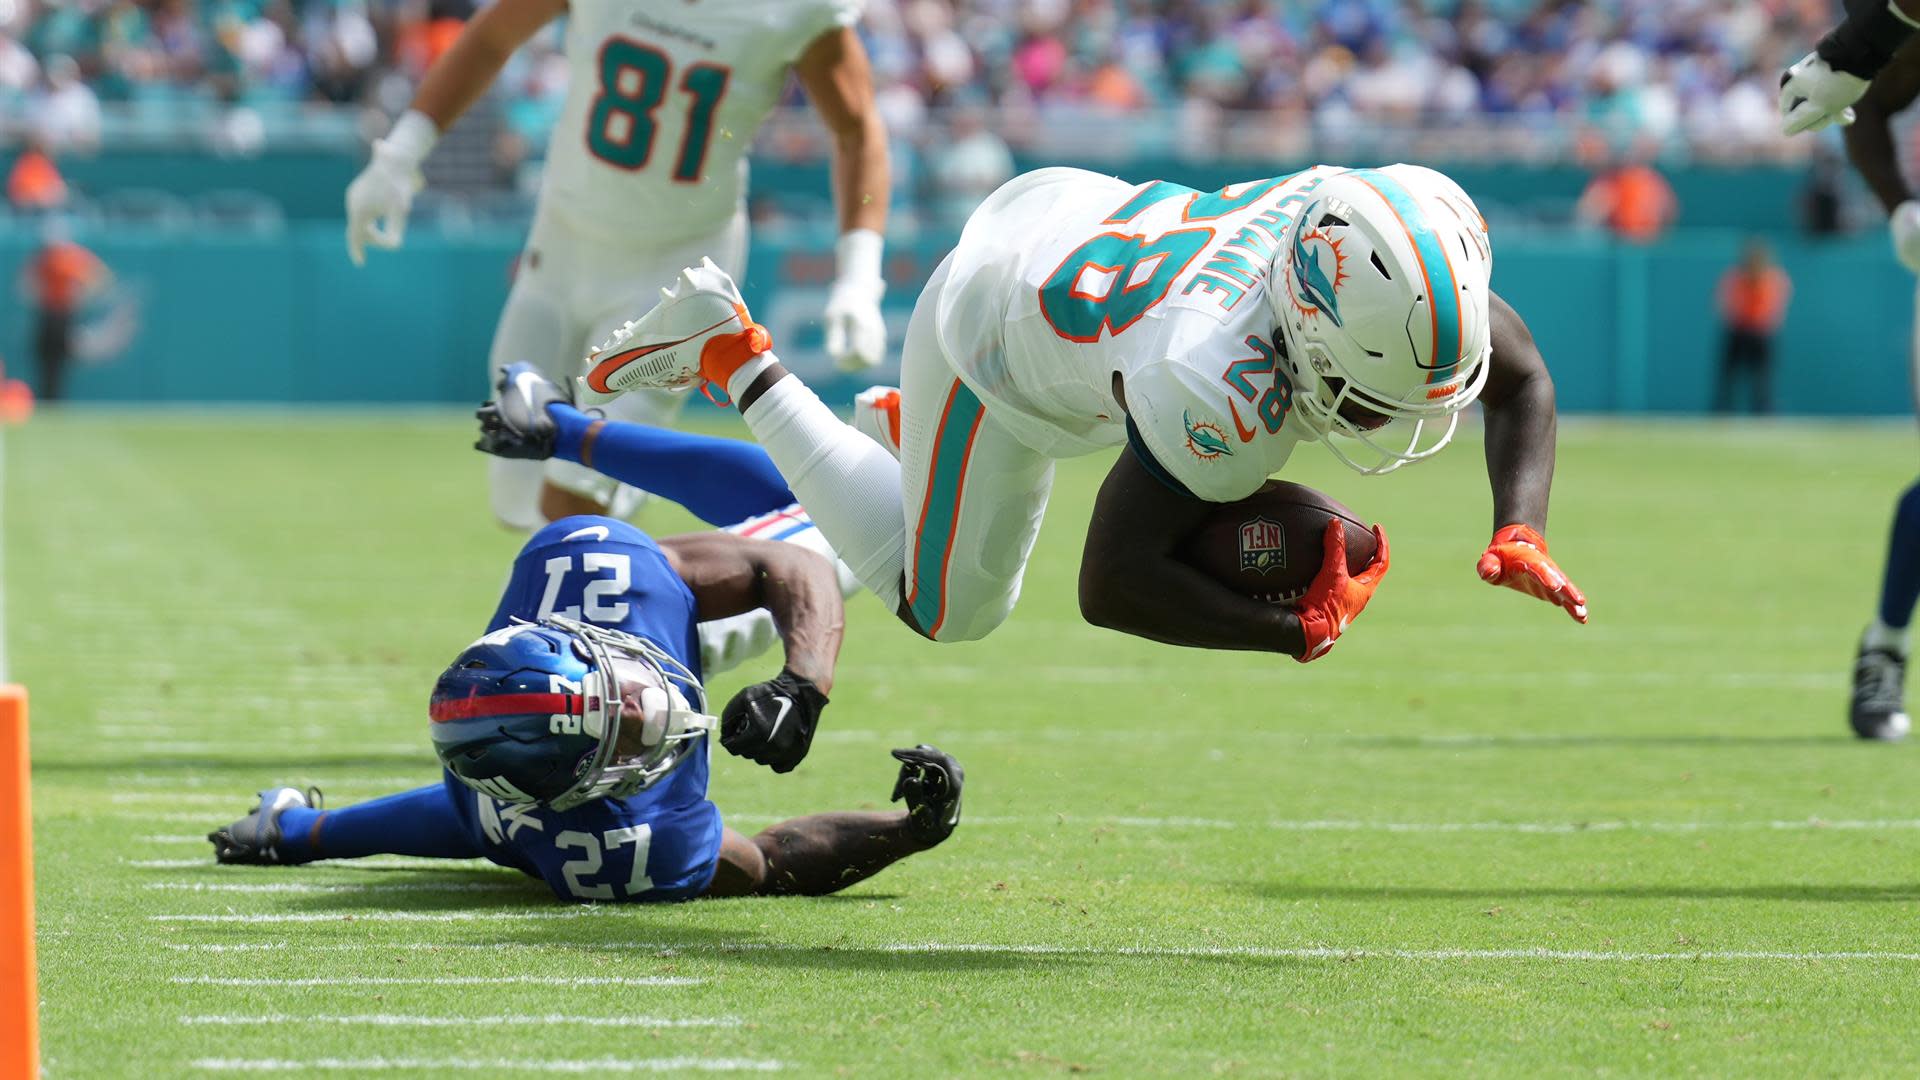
[0,685,36,1079]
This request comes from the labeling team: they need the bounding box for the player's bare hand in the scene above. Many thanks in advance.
[720,668,827,773]
[1294,520,1390,663]
[1477,523,1588,624]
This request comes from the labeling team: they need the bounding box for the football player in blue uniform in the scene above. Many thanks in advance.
[209,367,962,901]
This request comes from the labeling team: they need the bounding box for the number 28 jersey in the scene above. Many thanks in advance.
[540,0,861,246]
[934,166,1341,502]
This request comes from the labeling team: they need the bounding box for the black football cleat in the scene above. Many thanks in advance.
[1850,641,1911,741]
[208,786,322,865]
[890,745,963,845]
[475,362,573,460]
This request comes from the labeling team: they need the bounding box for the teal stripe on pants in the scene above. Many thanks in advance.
[907,381,986,636]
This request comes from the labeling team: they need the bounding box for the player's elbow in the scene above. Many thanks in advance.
[1077,563,1128,631]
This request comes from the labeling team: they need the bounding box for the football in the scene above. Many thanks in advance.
[1177,481,1379,605]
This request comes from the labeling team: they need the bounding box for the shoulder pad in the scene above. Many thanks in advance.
[1124,361,1274,503]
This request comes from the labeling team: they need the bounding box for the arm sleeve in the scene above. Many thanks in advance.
[1122,360,1275,503]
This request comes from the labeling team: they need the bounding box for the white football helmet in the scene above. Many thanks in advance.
[1269,164,1494,475]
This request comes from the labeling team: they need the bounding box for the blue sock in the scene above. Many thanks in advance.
[548,403,797,527]
[276,784,482,862]
[1879,479,1920,630]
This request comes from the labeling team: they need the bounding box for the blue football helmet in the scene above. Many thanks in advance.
[428,616,714,811]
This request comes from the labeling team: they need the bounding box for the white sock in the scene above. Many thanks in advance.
[740,364,906,610]
[1864,618,1911,657]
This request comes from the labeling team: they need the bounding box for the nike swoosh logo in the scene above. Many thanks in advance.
[513,370,544,402]
[766,696,793,742]
[1227,398,1259,443]
[584,314,739,393]
[561,525,610,543]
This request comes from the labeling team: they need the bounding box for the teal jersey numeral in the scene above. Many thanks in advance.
[585,38,730,182]
[1040,229,1214,343]
[673,63,730,182]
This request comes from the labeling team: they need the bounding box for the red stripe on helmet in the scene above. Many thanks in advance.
[429,692,583,723]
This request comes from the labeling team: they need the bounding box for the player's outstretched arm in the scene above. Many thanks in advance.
[344,0,564,264]
[1478,293,1587,624]
[795,27,891,371]
[1081,450,1311,658]
[1846,39,1920,272]
[704,746,963,898]
[661,532,845,772]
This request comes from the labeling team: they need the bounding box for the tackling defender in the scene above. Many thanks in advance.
[345,0,890,529]
[579,165,1587,661]
[210,377,961,901]
[209,521,962,901]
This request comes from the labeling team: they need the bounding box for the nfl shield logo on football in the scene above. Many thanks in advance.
[1239,516,1286,575]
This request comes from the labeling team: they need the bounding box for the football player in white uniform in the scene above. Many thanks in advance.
[345,0,889,529]
[578,165,1588,661]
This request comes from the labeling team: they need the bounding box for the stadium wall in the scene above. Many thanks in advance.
[0,225,1909,415]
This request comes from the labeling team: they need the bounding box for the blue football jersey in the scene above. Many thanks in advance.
[454,515,723,901]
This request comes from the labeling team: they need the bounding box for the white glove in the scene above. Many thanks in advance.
[345,110,438,267]
[1892,200,1920,272]
[824,229,887,371]
[1779,51,1870,136]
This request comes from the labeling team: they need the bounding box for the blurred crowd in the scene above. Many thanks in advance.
[0,0,1837,161]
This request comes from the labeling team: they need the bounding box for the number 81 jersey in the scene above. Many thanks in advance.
[541,0,861,246]
[935,165,1343,502]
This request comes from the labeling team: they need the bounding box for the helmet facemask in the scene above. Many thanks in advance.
[1281,324,1491,475]
[536,614,716,811]
[1268,167,1495,476]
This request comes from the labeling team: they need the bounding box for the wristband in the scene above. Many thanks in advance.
[381,109,441,164]
[835,228,884,285]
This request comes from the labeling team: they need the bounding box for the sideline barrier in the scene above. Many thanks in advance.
[0,685,35,1079]
[0,225,1909,415]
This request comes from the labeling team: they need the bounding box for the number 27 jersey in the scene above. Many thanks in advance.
[541,0,861,246]
[935,166,1340,502]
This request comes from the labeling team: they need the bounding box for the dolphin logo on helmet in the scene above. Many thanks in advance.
[1267,164,1494,475]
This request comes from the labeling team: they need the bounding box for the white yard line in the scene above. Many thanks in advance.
[144,882,525,894]
[179,1014,739,1029]
[158,940,1920,963]
[724,814,1920,834]
[126,856,486,870]
[151,909,618,923]
[171,976,700,987]
[190,1058,783,1073]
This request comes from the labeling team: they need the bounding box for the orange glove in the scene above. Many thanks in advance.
[1476,523,1588,624]
[1296,520,1391,663]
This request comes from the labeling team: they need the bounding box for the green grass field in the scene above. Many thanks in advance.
[13,408,1920,1077]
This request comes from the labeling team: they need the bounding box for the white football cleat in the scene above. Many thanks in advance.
[579,258,760,404]
[852,385,902,459]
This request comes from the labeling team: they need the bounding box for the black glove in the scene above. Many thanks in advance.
[720,669,827,773]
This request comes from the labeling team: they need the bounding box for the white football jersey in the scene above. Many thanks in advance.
[934,166,1342,502]
[538,0,861,246]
